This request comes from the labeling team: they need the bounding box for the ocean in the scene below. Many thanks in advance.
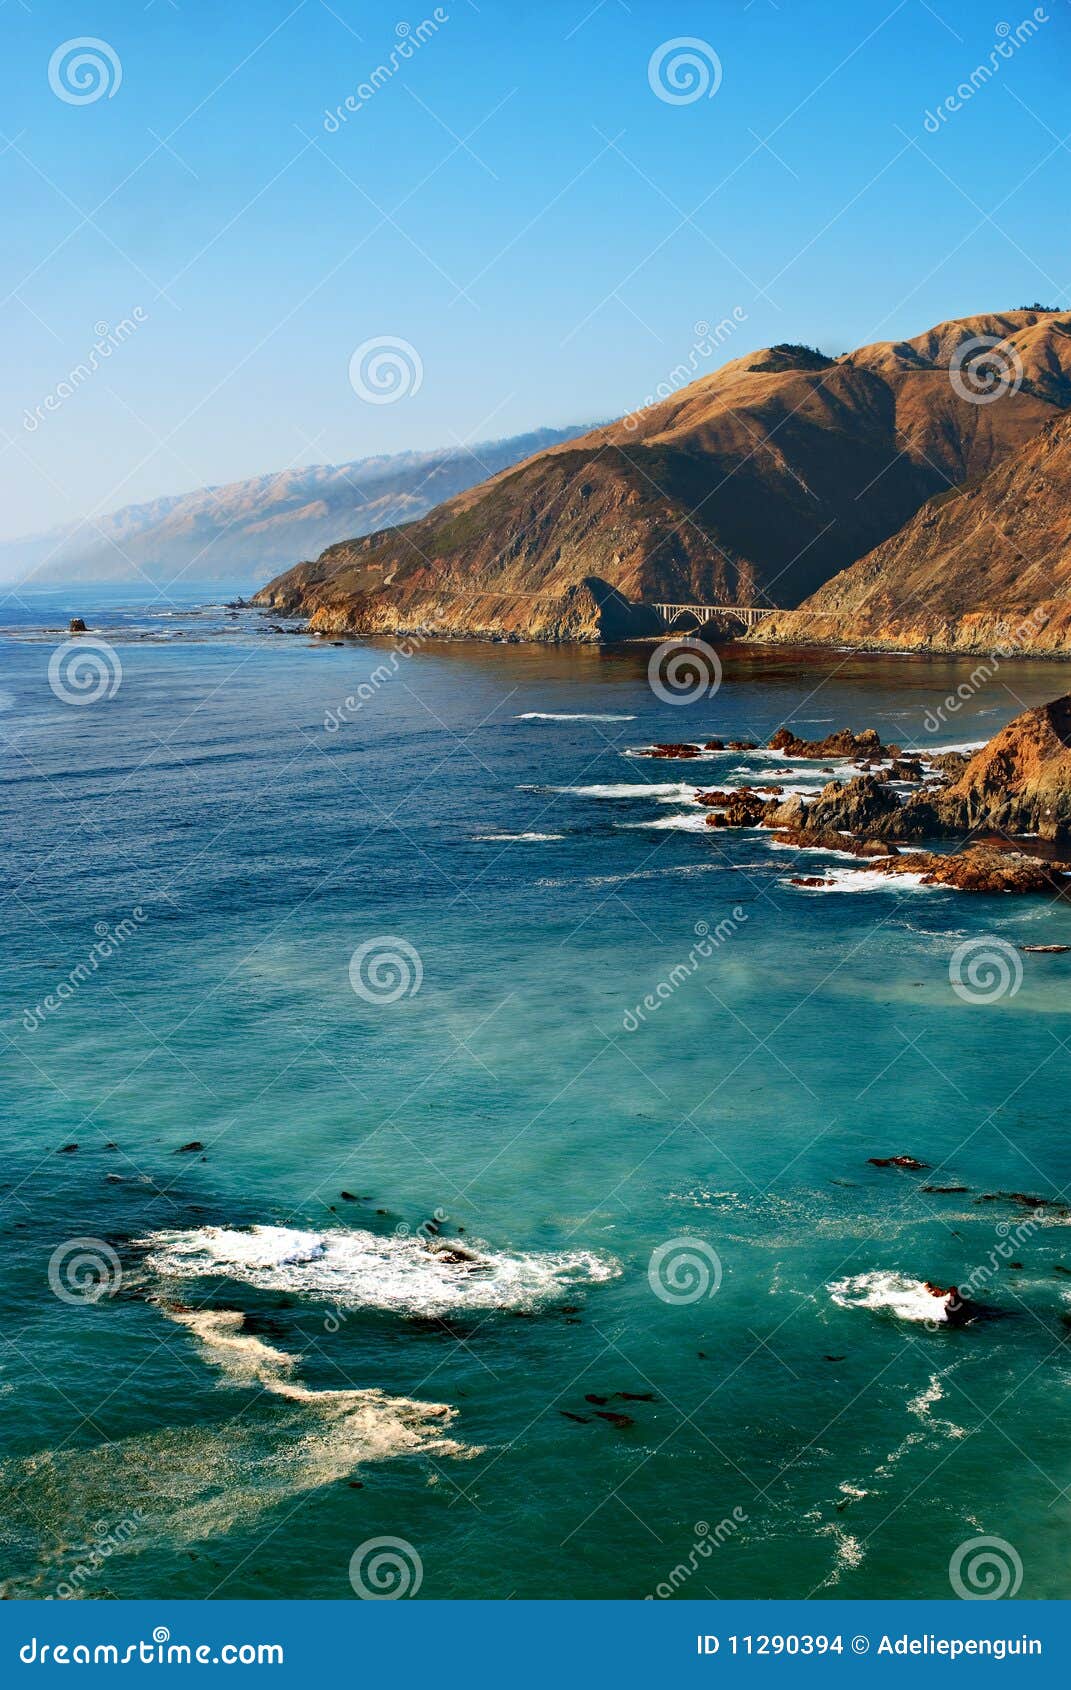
[1,590,1069,1601]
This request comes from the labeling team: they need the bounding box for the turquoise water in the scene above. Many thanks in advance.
[2,604,1070,1600]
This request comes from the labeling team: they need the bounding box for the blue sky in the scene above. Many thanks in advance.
[1,0,1068,539]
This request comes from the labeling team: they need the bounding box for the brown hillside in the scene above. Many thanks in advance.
[753,408,1071,655]
[257,309,1071,641]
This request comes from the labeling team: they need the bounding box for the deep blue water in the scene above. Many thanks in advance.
[1,598,1070,1601]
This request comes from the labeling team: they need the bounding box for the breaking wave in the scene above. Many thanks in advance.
[516,711,635,722]
[536,782,697,800]
[781,867,927,892]
[139,1223,621,1317]
[829,1271,950,1323]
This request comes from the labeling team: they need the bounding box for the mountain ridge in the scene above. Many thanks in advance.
[255,309,1071,643]
[0,425,593,591]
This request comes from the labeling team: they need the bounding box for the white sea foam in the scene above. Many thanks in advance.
[139,1224,620,1316]
[621,812,714,833]
[535,862,730,889]
[471,831,564,842]
[829,1271,949,1323]
[516,711,635,721]
[817,1521,865,1583]
[781,866,927,892]
[766,839,863,860]
[910,739,986,755]
[537,782,697,800]
[906,1372,967,1438]
[0,1305,471,1590]
[164,1306,464,1436]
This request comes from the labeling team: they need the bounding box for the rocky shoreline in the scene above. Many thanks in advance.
[639,693,1071,894]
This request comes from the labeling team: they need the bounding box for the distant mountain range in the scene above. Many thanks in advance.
[255,309,1071,646]
[0,425,592,591]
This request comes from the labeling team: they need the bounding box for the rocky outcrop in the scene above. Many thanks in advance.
[256,310,1071,641]
[802,774,904,836]
[936,694,1071,841]
[753,404,1071,656]
[705,791,773,827]
[705,696,1071,895]
[869,845,1071,894]
[770,826,895,858]
[769,726,888,759]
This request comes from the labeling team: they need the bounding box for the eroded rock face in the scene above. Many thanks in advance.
[938,694,1071,842]
[803,774,904,836]
[706,696,1071,896]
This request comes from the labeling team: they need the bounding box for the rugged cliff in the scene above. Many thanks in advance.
[753,409,1071,655]
[256,309,1071,642]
